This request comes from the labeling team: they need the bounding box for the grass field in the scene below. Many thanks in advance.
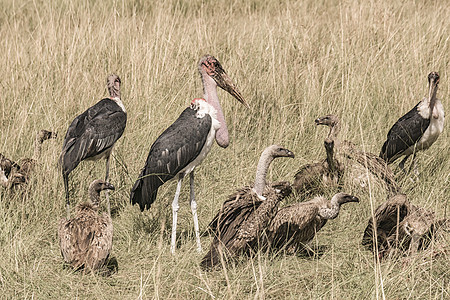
[0,0,449,298]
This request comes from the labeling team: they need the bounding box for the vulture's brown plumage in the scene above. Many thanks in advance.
[0,153,24,188]
[295,114,400,195]
[362,193,447,258]
[267,192,359,253]
[18,130,57,182]
[58,179,114,272]
[201,145,294,269]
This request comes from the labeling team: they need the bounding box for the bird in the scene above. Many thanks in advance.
[201,145,295,269]
[130,55,248,254]
[17,129,57,182]
[0,153,21,188]
[310,114,400,194]
[60,74,126,218]
[380,72,444,174]
[293,137,343,196]
[362,193,445,258]
[266,192,359,254]
[58,179,114,272]
[1,130,56,189]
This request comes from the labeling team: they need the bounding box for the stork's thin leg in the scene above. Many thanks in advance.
[171,174,184,254]
[409,153,419,176]
[105,156,111,216]
[189,172,202,253]
[63,174,70,218]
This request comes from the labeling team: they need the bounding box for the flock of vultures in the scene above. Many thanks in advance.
[0,55,447,274]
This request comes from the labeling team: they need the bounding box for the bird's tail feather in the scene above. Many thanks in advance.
[130,173,158,211]
[200,243,225,270]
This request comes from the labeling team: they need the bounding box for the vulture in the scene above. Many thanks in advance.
[0,130,56,188]
[267,192,359,254]
[17,129,57,182]
[201,145,294,269]
[380,72,444,174]
[0,153,22,188]
[362,193,447,258]
[58,179,114,272]
[293,136,343,196]
[304,114,400,195]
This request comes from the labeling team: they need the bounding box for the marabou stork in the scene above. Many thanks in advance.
[201,145,294,269]
[380,72,444,173]
[58,179,114,272]
[60,74,126,217]
[130,55,248,253]
[267,193,359,254]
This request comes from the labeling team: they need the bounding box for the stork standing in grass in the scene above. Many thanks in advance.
[130,55,248,253]
[60,74,126,218]
[380,72,444,173]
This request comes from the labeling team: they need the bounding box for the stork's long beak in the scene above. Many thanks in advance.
[215,72,249,109]
[428,76,438,102]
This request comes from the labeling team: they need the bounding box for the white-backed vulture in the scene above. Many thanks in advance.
[17,129,57,182]
[362,193,447,258]
[307,114,400,195]
[58,179,114,272]
[267,192,359,254]
[1,129,56,189]
[201,145,294,269]
[293,136,343,196]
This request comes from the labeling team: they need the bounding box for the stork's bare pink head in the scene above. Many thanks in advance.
[199,55,249,108]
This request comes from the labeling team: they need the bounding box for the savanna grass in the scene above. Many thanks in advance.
[0,0,448,298]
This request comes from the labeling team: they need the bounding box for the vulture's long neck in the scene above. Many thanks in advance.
[33,135,43,160]
[328,123,340,144]
[318,195,341,219]
[325,143,336,172]
[253,150,275,197]
[202,74,229,148]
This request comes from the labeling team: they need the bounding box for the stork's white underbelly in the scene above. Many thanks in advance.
[179,99,221,176]
[180,124,218,176]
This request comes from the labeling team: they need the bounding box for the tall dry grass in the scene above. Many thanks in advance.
[0,0,448,298]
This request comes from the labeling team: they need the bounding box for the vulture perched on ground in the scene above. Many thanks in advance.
[58,179,114,272]
[362,193,448,258]
[293,136,343,196]
[201,145,294,269]
[266,192,359,254]
[0,153,24,188]
[18,129,57,182]
[0,130,56,188]
[298,114,400,195]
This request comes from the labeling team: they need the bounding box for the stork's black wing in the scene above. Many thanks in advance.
[59,98,127,176]
[130,107,212,211]
[380,102,430,163]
